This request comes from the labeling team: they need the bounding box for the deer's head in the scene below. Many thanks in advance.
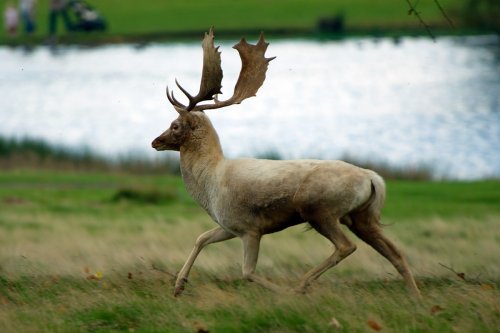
[152,28,274,152]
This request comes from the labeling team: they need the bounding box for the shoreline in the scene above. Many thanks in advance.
[1,26,496,47]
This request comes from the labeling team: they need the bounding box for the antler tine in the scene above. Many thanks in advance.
[185,27,223,111]
[165,28,223,112]
[193,31,274,112]
[166,28,273,113]
[175,79,193,101]
[166,86,187,109]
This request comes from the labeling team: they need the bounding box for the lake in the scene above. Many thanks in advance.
[1,35,499,179]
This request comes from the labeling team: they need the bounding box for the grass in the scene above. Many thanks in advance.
[0,0,475,45]
[0,169,499,332]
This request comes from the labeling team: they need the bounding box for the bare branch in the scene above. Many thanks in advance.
[439,262,482,285]
[434,0,455,28]
[406,0,436,41]
[151,263,177,279]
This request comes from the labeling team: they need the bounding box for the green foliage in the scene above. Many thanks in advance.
[0,136,105,167]
[342,154,434,181]
[462,0,500,32]
[0,136,180,174]
[0,135,442,180]
[111,187,178,205]
[255,150,285,161]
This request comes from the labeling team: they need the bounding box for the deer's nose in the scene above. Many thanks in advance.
[151,137,162,148]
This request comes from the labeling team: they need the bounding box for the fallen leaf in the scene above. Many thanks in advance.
[457,272,465,280]
[481,283,494,290]
[128,272,133,280]
[431,305,444,315]
[86,271,103,280]
[367,319,382,331]
[328,317,342,329]
[193,321,209,333]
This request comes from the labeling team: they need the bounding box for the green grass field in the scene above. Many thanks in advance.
[1,0,469,44]
[2,1,498,330]
[0,169,498,332]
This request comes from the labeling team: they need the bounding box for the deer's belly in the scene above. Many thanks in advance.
[213,197,305,236]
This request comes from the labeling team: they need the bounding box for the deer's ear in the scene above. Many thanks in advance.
[185,113,201,130]
[174,106,188,116]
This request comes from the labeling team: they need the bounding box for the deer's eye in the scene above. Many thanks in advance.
[172,124,179,130]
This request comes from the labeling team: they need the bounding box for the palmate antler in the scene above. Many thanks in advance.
[167,28,275,112]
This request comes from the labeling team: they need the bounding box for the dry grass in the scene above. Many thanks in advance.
[0,171,499,332]
[1,211,498,282]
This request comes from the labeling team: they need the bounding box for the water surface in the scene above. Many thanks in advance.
[1,35,499,179]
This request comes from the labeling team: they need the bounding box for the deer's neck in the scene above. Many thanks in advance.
[179,127,224,215]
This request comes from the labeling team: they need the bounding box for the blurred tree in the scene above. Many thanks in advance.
[463,0,500,32]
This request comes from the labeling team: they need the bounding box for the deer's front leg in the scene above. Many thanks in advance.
[241,233,284,293]
[175,226,235,297]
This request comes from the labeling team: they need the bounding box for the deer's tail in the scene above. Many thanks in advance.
[366,172,386,220]
[343,172,386,228]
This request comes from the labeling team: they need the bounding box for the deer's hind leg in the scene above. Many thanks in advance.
[296,214,357,293]
[347,215,421,299]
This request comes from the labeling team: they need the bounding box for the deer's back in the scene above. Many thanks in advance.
[211,159,375,235]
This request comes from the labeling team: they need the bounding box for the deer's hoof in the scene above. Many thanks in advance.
[292,283,310,295]
[173,278,188,297]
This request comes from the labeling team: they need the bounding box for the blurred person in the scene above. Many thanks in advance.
[4,1,19,37]
[48,0,73,38]
[19,0,36,34]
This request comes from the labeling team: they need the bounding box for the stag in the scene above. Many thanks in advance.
[152,28,421,298]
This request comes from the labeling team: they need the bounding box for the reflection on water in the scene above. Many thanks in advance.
[1,35,499,179]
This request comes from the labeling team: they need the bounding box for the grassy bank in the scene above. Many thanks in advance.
[1,0,477,45]
[0,169,499,332]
